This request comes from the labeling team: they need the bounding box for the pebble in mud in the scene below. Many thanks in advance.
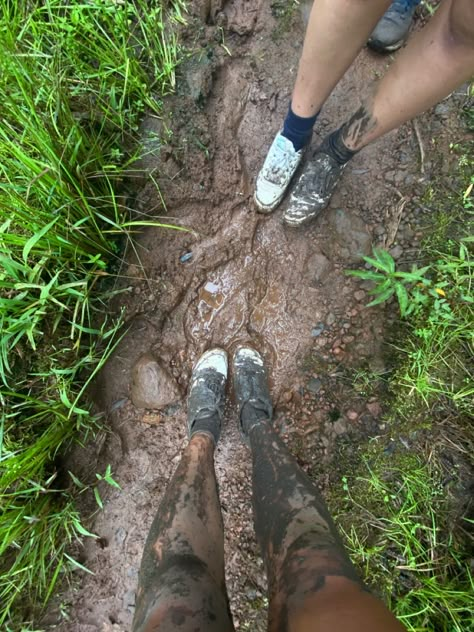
[130,353,180,409]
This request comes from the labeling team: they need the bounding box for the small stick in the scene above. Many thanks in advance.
[413,120,425,174]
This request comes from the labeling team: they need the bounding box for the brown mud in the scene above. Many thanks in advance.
[44,1,465,630]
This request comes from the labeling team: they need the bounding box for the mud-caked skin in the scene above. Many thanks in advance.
[248,422,364,631]
[134,348,406,632]
[133,434,234,632]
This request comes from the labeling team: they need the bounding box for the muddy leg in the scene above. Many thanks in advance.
[133,433,234,632]
[249,424,405,632]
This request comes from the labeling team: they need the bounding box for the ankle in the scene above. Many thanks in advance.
[241,401,272,435]
[282,104,319,152]
[320,128,359,165]
[189,412,221,444]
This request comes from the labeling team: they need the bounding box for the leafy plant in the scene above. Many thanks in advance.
[347,248,432,317]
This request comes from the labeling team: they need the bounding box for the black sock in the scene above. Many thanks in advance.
[282,104,319,152]
[190,412,220,443]
[320,127,359,165]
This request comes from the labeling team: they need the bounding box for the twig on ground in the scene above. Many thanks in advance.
[413,119,426,174]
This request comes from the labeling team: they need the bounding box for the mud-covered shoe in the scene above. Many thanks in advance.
[232,346,273,442]
[283,144,346,227]
[187,348,228,443]
[254,132,304,213]
[368,0,420,53]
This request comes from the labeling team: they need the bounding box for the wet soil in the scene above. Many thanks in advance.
[44,1,466,630]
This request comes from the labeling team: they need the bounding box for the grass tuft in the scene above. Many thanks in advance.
[0,1,185,626]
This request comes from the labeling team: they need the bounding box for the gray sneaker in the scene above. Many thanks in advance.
[187,348,228,443]
[232,347,273,443]
[368,0,419,53]
[283,146,346,227]
[254,132,304,213]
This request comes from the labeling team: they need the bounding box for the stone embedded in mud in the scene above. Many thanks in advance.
[305,252,333,285]
[130,354,180,410]
[326,208,372,262]
[306,378,322,394]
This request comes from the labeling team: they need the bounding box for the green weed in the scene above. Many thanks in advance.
[0,0,185,626]
[337,457,472,632]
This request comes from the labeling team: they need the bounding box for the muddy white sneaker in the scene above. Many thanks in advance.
[254,132,304,213]
[283,148,346,227]
[187,348,228,443]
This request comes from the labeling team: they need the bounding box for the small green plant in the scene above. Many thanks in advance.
[94,465,122,510]
[347,247,432,317]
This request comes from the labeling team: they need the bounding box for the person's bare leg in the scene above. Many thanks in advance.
[254,0,391,212]
[342,0,474,150]
[283,0,474,227]
[249,424,405,632]
[233,347,405,632]
[292,0,392,117]
[133,435,233,632]
[133,349,233,632]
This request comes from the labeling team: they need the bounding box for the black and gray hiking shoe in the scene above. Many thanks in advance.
[232,346,273,443]
[187,348,228,443]
[368,0,419,53]
[283,145,346,227]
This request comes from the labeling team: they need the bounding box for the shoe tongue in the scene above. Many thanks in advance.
[277,135,289,151]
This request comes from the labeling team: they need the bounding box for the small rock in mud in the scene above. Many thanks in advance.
[354,290,366,302]
[305,251,332,285]
[390,244,404,260]
[306,378,322,394]
[332,418,348,436]
[130,354,180,409]
[326,208,372,262]
[367,401,382,417]
[184,57,214,103]
[180,251,193,263]
[311,322,325,337]
[326,312,336,326]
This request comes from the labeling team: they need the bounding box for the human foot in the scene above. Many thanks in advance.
[232,346,273,442]
[187,348,228,443]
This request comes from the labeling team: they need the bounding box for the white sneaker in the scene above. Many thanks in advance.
[254,132,304,213]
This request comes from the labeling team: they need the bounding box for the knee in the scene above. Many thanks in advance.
[446,0,474,48]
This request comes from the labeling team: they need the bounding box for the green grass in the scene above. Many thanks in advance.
[338,456,473,632]
[334,107,473,632]
[0,1,185,627]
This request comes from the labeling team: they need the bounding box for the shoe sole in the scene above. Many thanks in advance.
[367,37,405,53]
[253,191,284,214]
[283,209,323,227]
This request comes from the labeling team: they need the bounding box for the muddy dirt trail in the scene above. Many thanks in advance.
[45,1,462,630]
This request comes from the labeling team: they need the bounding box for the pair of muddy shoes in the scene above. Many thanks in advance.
[187,347,273,444]
[254,131,346,226]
